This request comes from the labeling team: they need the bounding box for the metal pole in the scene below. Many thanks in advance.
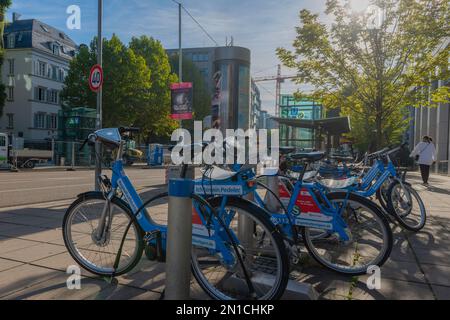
[178,2,182,129]
[165,178,193,300]
[95,0,103,190]
[71,141,75,169]
[178,3,182,83]
[51,138,55,165]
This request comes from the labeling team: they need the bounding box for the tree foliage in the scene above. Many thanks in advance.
[61,35,178,142]
[277,0,449,151]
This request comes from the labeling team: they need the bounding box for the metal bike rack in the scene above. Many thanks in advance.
[165,178,194,300]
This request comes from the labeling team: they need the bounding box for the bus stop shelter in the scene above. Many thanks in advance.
[271,116,351,153]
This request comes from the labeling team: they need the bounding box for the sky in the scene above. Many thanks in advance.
[8,0,371,114]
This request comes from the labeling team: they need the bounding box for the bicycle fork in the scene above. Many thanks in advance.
[95,190,115,244]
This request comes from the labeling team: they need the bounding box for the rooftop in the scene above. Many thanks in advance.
[4,18,77,59]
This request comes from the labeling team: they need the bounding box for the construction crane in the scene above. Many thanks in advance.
[252,64,296,117]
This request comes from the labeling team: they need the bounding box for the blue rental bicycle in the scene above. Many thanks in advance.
[62,128,289,300]
[253,151,393,275]
[310,145,426,232]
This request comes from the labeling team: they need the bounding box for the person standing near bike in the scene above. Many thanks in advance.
[410,136,436,186]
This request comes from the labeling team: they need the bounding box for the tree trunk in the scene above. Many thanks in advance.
[375,115,383,151]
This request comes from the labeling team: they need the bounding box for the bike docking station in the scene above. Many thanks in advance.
[194,165,318,300]
[165,178,194,300]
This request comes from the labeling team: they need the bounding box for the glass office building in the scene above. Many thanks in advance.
[279,95,323,149]
[167,46,252,132]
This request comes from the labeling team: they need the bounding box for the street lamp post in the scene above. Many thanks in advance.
[95,0,103,191]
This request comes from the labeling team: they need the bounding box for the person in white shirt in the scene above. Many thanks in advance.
[410,136,436,186]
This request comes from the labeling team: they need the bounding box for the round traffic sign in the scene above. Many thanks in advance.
[89,64,103,92]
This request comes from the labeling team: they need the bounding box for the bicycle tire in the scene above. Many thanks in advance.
[196,196,289,300]
[62,192,144,277]
[302,192,393,276]
[386,181,426,232]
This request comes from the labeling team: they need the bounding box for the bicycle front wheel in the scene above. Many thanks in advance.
[62,193,144,276]
[194,196,289,300]
[302,192,393,275]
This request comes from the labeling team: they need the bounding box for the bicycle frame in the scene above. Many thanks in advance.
[255,172,351,242]
[101,144,260,266]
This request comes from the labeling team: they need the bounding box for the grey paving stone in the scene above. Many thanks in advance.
[17,228,64,245]
[431,284,450,300]
[0,224,50,238]
[0,258,24,272]
[30,251,96,277]
[414,248,450,267]
[350,278,434,300]
[0,264,63,298]
[378,259,426,283]
[0,237,42,254]
[422,264,450,287]
[0,242,67,263]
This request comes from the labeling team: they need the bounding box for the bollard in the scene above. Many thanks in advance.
[165,178,193,300]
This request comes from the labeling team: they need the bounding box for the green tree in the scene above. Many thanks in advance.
[129,35,178,140]
[169,53,212,131]
[0,0,12,118]
[277,0,449,151]
[61,35,177,141]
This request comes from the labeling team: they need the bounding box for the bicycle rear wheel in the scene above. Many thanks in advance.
[195,196,289,300]
[302,192,393,275]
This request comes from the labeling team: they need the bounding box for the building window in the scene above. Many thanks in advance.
[7,34,15,48]
[192,53,209,62]
[46,113,57,129]
[7,114,14,129]
[34,113,46,129]
[59,69,64,82]
[51,65,58,80]
[7,87,14,101]
[39,61,47,77]
[52,44,60,56]
[8,59,14,75]
[47,89,58,104]
[35,87,47,101]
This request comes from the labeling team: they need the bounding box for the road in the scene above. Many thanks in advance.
[0,167,166,208]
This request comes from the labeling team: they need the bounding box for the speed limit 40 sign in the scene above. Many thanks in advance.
[89,64,103,92]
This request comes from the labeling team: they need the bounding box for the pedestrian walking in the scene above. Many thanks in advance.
[410,136,436,186]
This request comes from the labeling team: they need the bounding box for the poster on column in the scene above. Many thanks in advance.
[170,82,193,120]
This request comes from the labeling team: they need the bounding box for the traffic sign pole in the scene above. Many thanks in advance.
[95,0,103,191]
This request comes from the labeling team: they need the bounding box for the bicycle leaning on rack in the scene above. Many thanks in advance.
[253,151,394,276]
[62,127,289,300]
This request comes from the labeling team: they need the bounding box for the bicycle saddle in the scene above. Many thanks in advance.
[289,151,325,162]
[279,146,295,155]
[330,155,354,162]
[318,176,358,189]
[201,166,239,181]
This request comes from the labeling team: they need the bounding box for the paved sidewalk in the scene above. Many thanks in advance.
[0,172,449,300]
